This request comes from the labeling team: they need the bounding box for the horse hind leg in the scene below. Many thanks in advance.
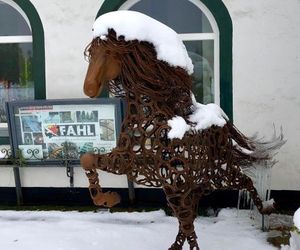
[164,187,200,250]
[168,211,200,250]
[168,227,186,250]
[230,169,274,215]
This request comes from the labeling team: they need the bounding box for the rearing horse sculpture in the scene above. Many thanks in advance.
[80,11,284,250]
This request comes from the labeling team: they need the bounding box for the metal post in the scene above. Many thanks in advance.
[127,179,136,205]
[13,166,23,206]
[66,164,74,188]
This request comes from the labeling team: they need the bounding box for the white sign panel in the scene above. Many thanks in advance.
[15,104,117,160]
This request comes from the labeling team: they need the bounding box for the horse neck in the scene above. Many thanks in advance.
[123,92,173,122]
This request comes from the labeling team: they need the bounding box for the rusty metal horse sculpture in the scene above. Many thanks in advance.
[80,11,283,250]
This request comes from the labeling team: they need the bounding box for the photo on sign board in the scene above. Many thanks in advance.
[60,111,75,123]
[21,115,42,132]
[23,132,33,145]
[47,142,79,159]
[33,132,44,145]
[47,143,63,159]
[99,119,115,141]
[76,110,98,122]
[44,112,60,123]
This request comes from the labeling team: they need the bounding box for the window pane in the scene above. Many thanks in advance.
[130,0,212,33]
[0,43,34,123]
[184,40,214,104]
[0,0,31,36]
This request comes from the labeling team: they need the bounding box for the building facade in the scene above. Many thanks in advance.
[0,0,299,207]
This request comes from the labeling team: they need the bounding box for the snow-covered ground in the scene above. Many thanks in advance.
[0,208,276,250]
[294,208,300,230]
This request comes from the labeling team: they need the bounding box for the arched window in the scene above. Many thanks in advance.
[120,0,219,105]
[0,0,45,141]
[97,0,232,119]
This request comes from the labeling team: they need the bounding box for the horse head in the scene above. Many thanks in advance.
[83,41,121,98]
[83,29,193,117]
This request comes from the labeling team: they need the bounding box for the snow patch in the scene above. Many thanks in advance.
[294,207,300,230]
[93,10,193,74]
[167,116,190,139]
[189,103,228,131]
[0,209,276,250]
[232,139,254,155]
[262,199,275,209]
[167,93,228,139]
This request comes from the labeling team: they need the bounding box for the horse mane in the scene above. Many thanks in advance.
[85,29,194,118]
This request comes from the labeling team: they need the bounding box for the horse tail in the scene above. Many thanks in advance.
[226,122,285,172]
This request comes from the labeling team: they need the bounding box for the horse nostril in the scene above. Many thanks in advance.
[84,89,95,97]
[84,83,96,97]
[87,89,94,95]
[84,79,103,98]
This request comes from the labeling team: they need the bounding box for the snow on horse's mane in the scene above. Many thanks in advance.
[92,10,194,75]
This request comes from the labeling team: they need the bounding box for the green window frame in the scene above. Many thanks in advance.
[95,0,233,120]
[0,0,45,145]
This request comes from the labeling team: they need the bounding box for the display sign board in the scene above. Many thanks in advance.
[6,98,122,165]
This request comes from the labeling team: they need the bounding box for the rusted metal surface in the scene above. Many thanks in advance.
[81,30,283,250]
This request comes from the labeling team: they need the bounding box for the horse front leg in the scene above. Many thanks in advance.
[80,152,129,207]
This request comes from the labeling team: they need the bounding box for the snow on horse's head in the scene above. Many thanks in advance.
[83,11,194,118]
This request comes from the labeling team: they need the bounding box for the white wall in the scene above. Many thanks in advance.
[223,0,300,190]
[31,0,103,99]
[1,0,299,191]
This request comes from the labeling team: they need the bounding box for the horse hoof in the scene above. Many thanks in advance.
[93,191,121,207]
[261,199,276,215]
[103,191,121,207]
[80,153,97,170]
[168,244,182,250]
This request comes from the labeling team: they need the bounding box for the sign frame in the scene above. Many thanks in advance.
[6,98,123,166]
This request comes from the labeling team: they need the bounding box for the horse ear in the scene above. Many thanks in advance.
[118,35,125,41]
[107,28,117,39]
